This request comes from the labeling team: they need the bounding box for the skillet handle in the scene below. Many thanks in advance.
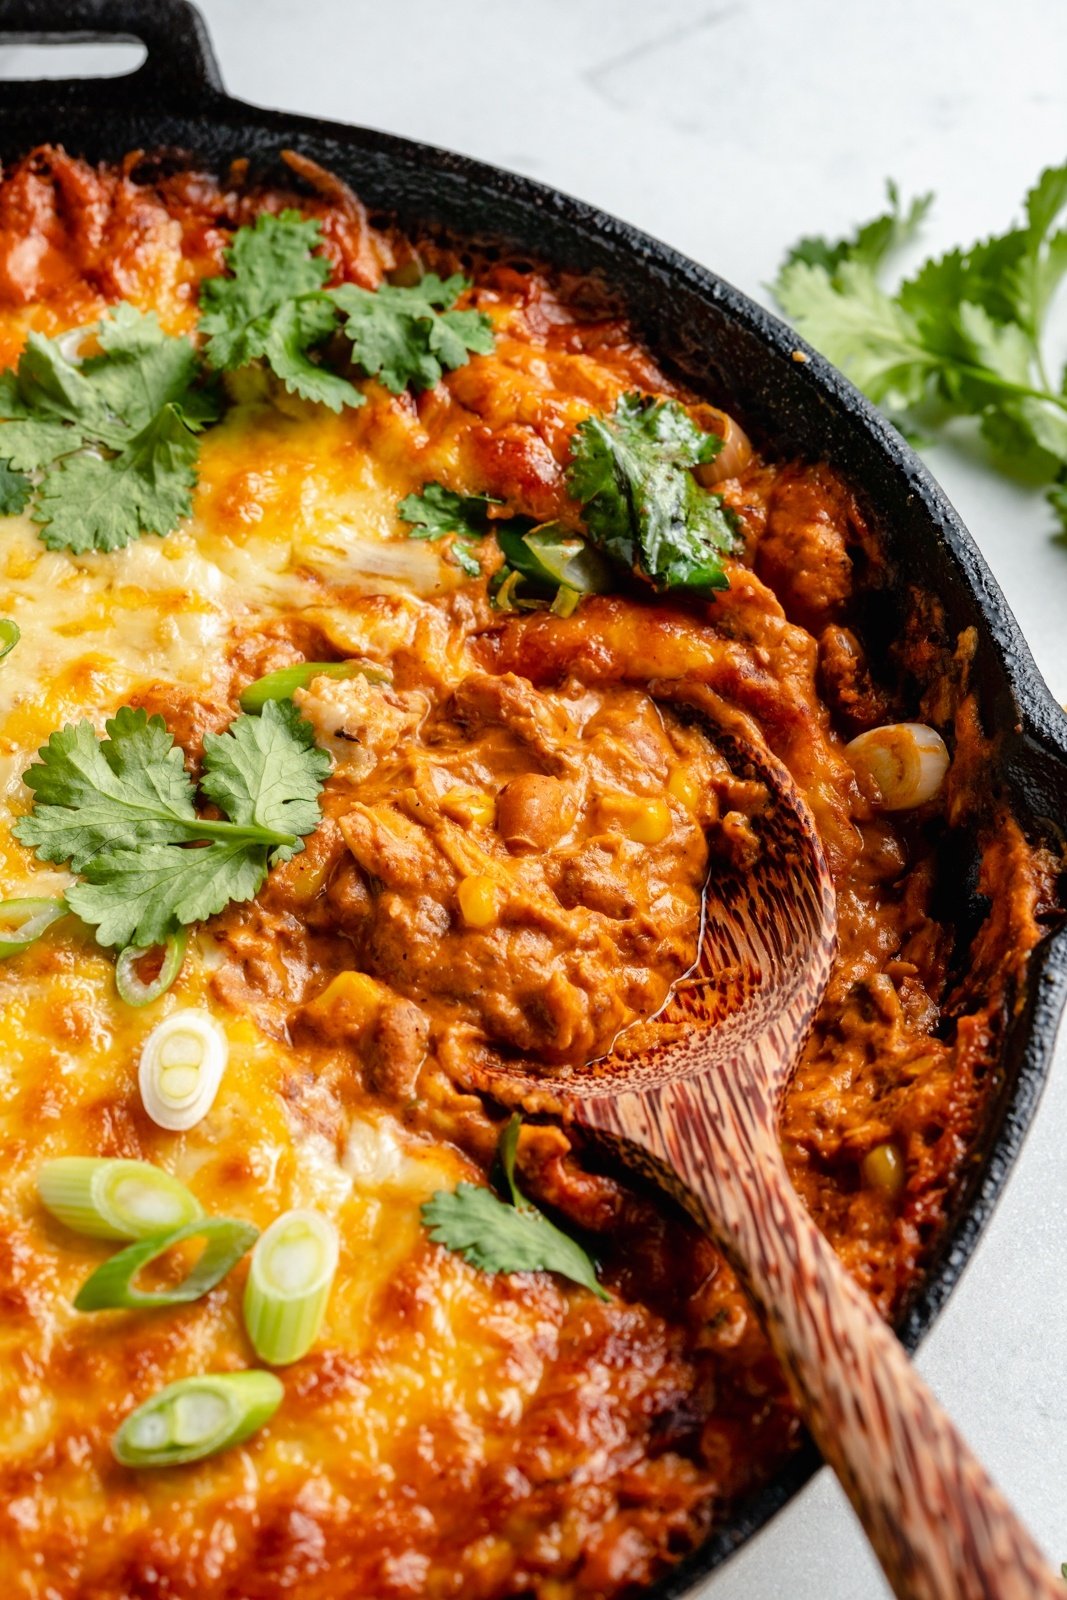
[0,0,223,113]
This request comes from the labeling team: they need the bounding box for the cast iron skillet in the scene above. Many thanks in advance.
[1,2,1066,1591]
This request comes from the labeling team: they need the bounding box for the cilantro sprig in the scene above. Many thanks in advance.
[199,212,493,409]
[14,699,329,949]
[330,273,494,395]
[398,392,741,609]
[772,166,1067,534]
[199,211,359,412]
[0,306,218,553]
[397,482,500,577]
[422,1115,608,1300]
[567,393,741,595]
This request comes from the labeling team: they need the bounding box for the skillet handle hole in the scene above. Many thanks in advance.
[0,40,146,80]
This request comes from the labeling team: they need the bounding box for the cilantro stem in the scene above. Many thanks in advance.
[945,361,1067,410]
[185,818,297,848]
[891,347,1067,411]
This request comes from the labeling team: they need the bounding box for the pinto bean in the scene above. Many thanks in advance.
[497,774,573,853]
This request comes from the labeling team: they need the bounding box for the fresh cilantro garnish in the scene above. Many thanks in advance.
[772,166,1067,534]
[783,179,933,279]
[422,1114,608,1300]
[398,482,500,540]
[0,460,30,514]
[14,699,329,949]
[567,393,740,595]
[199,214,494,410]
[199,211,361,413]
[448,541,483,578]
[398,482,501,577]
[0,306,217,553]
[331,274,494,394]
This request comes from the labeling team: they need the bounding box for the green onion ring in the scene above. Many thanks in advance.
[38,1157,203,1241]
[0,895,67,958]
[74,1215,258,1311]
[243,1208,339,1365]
[112,1370,283,1467]
[0,618,19,662]
[115,928,188,1007]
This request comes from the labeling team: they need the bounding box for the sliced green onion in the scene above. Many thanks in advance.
[496,525,610,595]
[239,659,389,713]
[138,1007,228,1131]
[112,1370,284,1467]
[115,929,188,1007]
[38,1157,203,1240]
[490,568,525,613]
[243,1208,339,1365]
[74,1215,258,1311]
[0,895,67,958]
[0,618,19,662]
[551,585,581,618]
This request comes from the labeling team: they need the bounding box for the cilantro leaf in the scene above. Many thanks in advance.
[450,541,482,578]
[772,165,1067,537]
[422,1115,608,1300]
[567,393,739,594]
[86,304,211,432]
[200,697,331,859]
[13,330,120,441]
[0,310,214,552]
[34,404,201,554]
[14,700,327,948]
[198,212,363,413]
[1048,477,1067,539]
[782,179,933,278]
[398,482,500,539]
[64,838,269,950]
[0,460,30,514]
[397,482,501,578]
[253,295,361,412]
[198,217,494,408]
[330,274,493,394]
[16,706,198,866]
[774,259,935,410]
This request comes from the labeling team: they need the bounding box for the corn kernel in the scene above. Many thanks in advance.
[667,767,701,813]
[599,793,672,845]
[301,970,385,1035]
[6,547,36,580]
[862,1141,905,1197]
[283,857,332,904]
[457,875,501,929]
[440,788,496,828]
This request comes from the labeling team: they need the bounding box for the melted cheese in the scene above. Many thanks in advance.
[0,361,604,1593]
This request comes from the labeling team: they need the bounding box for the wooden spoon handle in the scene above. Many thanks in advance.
[579,1077,1060,1600]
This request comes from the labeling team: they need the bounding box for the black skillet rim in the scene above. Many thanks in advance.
[1,3,1066,1591]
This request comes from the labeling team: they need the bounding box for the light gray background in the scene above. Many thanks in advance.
[3,3,1065,1595]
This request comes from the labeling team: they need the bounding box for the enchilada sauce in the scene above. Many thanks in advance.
[0,149,1058,1599]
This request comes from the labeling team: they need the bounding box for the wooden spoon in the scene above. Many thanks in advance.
[507,709,1062,1600]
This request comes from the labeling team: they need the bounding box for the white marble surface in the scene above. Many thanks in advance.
[6,3,1067,1594]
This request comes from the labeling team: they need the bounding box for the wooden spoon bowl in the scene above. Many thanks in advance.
[499,712,1061,1600]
